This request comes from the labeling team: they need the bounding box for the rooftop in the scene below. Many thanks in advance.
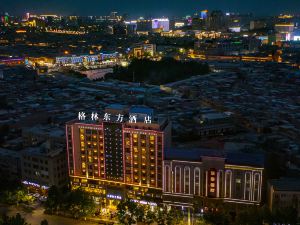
[165,148,264,168]
[269,178,300,192]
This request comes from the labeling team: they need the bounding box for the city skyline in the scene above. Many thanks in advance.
[1,0,300,17]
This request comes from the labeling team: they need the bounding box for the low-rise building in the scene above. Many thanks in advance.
[268,178,300,218]
[163,148,264,210]
[0,148,21,180]
[21,143,68,190]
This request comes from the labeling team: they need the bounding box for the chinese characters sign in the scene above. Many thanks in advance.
[78,112,152,124]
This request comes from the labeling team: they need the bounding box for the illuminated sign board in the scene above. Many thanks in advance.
[77,112,152,124]
[152,18,170,32]
[294,36,300,41]
[22,180,49,189]
[107,194,122,200]
[208,168,217,197]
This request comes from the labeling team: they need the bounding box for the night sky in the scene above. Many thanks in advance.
[1,0,300,17]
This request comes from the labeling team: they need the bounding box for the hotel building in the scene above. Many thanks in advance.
[66,105,171,203]
[163,149,264,209]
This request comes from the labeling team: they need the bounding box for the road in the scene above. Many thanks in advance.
[0,205,100,225]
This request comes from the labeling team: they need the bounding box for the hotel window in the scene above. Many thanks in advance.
[194,168,201,196]
[81,142,85,147]
[244,172,251,201]
[165,165,171,192]
[225,170,232,198]
[253,173,260,202]
[175,166,181,193]
[184,167,190,194]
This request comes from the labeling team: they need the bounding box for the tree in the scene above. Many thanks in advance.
[40,219,48,225]
[15,190,26,206]
[167,208,184,225]
[117,199,139,225]
[45,186,61,214]
[143,206,156,225]
[194,217,213,225]
[156,206,183,225]
[235,206,263,225]
[109,58,210,85]
[203,208,230,225]
[271,207,298,225]
[0,213,29,225]
[2,188,29,206]
[66,188,96,219]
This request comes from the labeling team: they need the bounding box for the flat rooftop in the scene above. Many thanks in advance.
[165,148,264,168]
[269,178,300,192]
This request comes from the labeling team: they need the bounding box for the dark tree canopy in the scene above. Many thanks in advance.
[110,58,210,85]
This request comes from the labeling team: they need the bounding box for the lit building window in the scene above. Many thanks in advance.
[225,170,232,198]
[194,168,201,196]
[165,165,171,192]
[175,166,181,193]
[184,167,190,194]
[253,173,260,202]
[244,172,251,201]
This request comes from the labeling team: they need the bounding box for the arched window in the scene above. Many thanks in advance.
[184,167,190,194]
[165,165,171,192]
[175,166,181,193]
[225,170,232,198]
[244,172,251,200]
[253,173,260,202]
[194,167,201,196]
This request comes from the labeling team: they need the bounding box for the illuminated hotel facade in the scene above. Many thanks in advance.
[66,105,171,203]
[66,105,264,208]
[163,149,264,209]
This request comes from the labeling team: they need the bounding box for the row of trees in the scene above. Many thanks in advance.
[0,214,48,225]
[109,58,210,85]
[0,179,34,206]
[44,185,299,225]
[117,199,184,225]
[44,186,95,219]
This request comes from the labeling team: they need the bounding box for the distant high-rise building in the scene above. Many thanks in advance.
[192,17,207,30]
[152,18,170,32]
[110,11,118,20]
[66,105,171,203]
[136,19,152,32]
[275,23,294,34]
[200,10,208,20]
[26,12,30,21]
[132,43,156,58]
[250,20,267,30]
[125,21,137,34]
[113,23,127,35]
[208,10,226,31]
